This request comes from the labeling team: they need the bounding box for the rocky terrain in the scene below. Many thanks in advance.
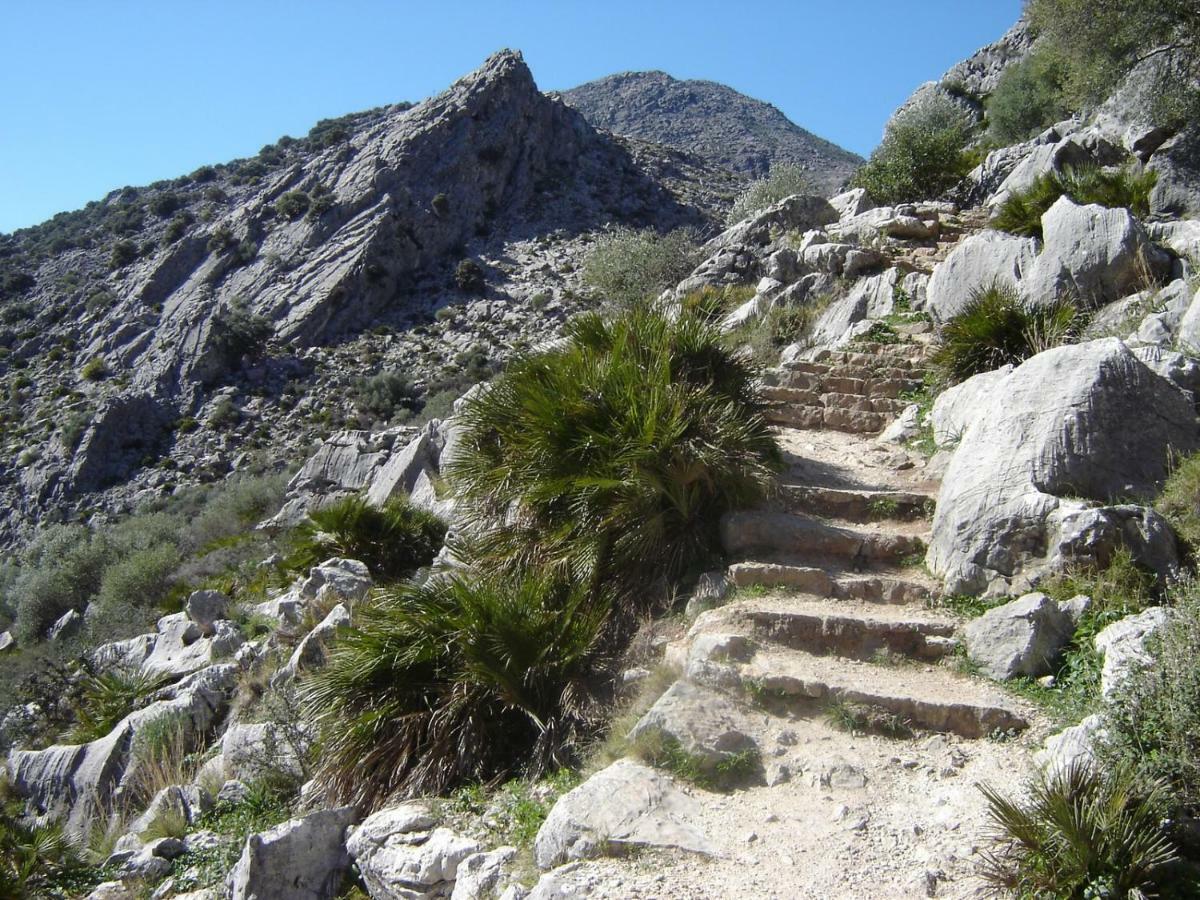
[5,7,1200,899]
[0,51,743,548]
[563,71,862,193]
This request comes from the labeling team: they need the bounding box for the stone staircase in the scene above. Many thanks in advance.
[676,337,1031,740]
[889,207,990,275]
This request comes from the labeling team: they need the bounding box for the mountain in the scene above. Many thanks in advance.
[0,50,740,546]
[561,71,863,194]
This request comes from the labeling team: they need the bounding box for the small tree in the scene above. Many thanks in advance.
[852,91,975,204]
[727,163,813,224]
[580,227,700,308]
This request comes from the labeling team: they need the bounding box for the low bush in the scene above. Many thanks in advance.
[108,239,138,269]
[353,371,417,421]
[1155,452,1200,558]
[454,259,485,293]
[992,165,1158,239]
[209,298,271,365]
[274,191,310,220]
[930,281,1078,385]
[980,762,1178,898]
[306,567,609,806]
[580,226,701,308]
[79,356,108,382]
[1103,578,1200,823]
[0,803,84,898]
[851,91,975,204]
[66,667,163,744]
[288,495,447,582]
[726,163,812,225]
[446,303,781,594]
[985,47,1072,144]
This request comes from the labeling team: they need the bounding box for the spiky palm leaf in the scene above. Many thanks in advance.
[304,568,610,809]
[979,761,1178,898]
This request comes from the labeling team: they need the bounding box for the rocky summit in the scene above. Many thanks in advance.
[563,70,863,192]
[5,5,1200,898]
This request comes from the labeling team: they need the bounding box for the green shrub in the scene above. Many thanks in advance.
[979,762,1178,898]
[726,163,812,225]
[992,165,1159,239]
[79,356,108,382]
[446,303,781,593]
[1155,453,1200,558]
[274,191,310,220]
[149,192,182,218]
[289,495,447,582]
[454,259,485,293]
[1103,579,1200,822]
[11,525,112,642]
[209,298,271,365]
[305,567,609,806]
[931,281,1078,385]
[851,91,975,204]
[353,371,416,421]
[67,668,164,744]
[580,226,701,308]
[108,239,138,269]
[986,47,1073,144]
[93,542,182,618]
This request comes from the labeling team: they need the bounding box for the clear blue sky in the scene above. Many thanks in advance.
[0,1,1021,234]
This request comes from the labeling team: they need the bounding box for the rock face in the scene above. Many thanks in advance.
[927,339,1198,595]
[347,804,483,900]
[562,71,862,192]
[925,231,1038,322]
[963,593,1076,680]
[628,681,762,776]
[534,759,714,869]
[227,806,358,900]
[1094,607,1172,698]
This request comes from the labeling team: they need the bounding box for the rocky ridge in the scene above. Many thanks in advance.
[562,71,863,194]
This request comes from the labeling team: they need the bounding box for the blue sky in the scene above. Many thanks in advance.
[0,1,1021,234]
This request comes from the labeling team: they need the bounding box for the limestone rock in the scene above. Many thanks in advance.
[141,612,243,680]
[47,608,82,641]
[928,365,1012,446]
[963,593,1076,680]
[348,805,482,900]
[533,759,714,869]
[0,631,14,652]
[927,339,1198,595]
[1094,607,1172,698]
[628,681,761,775]
[449,847,520,900]
[1022,197,1171,308]
[1149,125,1200,220]
[877,404,921,445]
[228,806,358,900]
[186,590,230,635]
[274,602,351,683]
[985,137,1093,210]
[1035,714,1105,775]
[221,721,312,783]
[925,231,1038,323]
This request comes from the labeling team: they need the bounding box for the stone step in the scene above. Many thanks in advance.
[721,511,926,567]
[765,403,887,434]
[734,648,1027,739]
[780,361,926,387]
[727,561,932,605]
[697,597,958,662]
[771,372,924,399]
[778,484,935,523]
[709,648,1030,739]
[761,387,911,416]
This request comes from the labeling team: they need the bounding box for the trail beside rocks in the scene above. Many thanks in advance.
[533,338,1049,899]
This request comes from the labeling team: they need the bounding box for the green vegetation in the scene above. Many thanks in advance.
[66,668,164,744]
[985,47,1073,144]
[79,356,108,382]
[726,163,812,225]
[979,762,1178,899]
[446,303,781,593]
[627,729,760,790]
[274,190,311,220]
[726,295,832,365]
[825,699,914,739]
[353,371,417,423]
[1155,452,1200,558]
[851,91,975,205]
[580,226,701,308]
[209,298,272,367]
[288,495,447,582]
[1027,0,1200,124]
[108,239,138,269]
[306,567,608,805]
[930,281,1078,385]
[454,258,485,293]
[992,166,1158,240]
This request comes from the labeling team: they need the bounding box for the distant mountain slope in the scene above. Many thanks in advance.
[562,71,863,195]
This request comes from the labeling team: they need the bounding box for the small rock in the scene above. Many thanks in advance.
[186,590,230,634]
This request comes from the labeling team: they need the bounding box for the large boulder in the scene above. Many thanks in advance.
[927,339,1198,595]
[808,268,900,346]
[925,231,1039,322]
[985,137,1094,210]
[227,806,358,900]
[928,365,1012,446]
[347,804,483,900]
[533,759,713,869]
[1094,607,1172,698]
[141,612,243,680]
[627,681,762,776]
[962,593,1076,680]
[1022,197,1172,308]
[1149,125,1200,220]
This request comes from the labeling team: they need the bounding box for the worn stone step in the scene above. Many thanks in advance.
[780,361,926,388]
[713,648,1029,739]
[765,404,886,434]
[812,347,929,368]
[778,484,934,523]
[697,597,958,662]
[721,511,926,567]
[727,561,932,604]
[763,390,910,416]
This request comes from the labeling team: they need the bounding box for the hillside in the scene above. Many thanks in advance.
[562,70,863,194]
[0,51,740,547]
